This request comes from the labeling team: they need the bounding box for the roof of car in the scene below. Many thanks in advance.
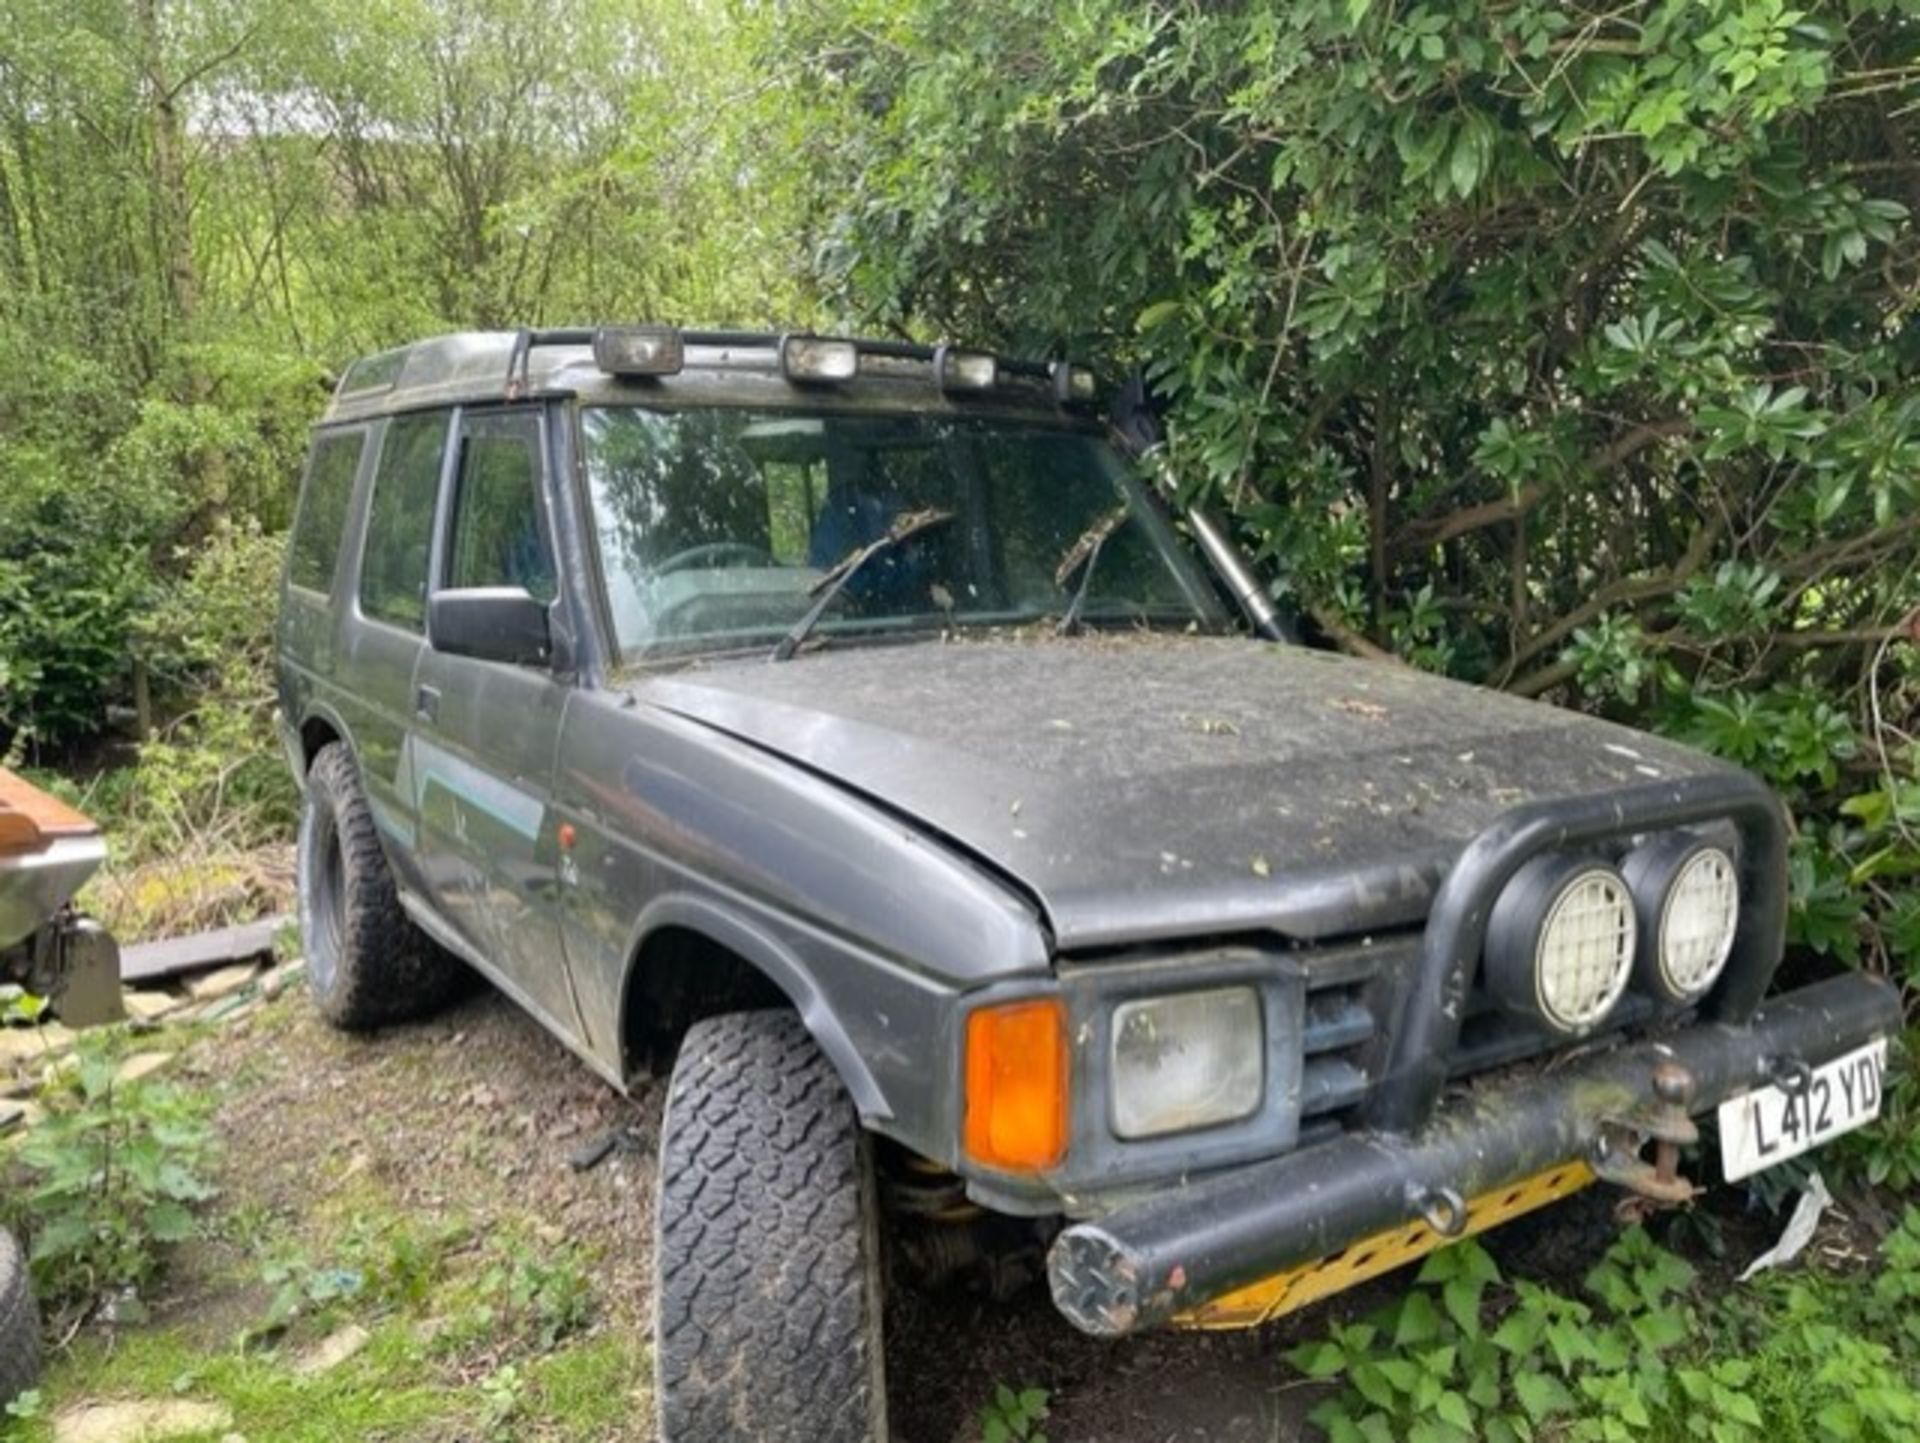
[317,328,1097,427]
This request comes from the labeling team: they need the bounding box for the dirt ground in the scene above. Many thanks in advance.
[106,978,1644,1443]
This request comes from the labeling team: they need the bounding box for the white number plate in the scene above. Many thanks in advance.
[1717,1038,1887,1182]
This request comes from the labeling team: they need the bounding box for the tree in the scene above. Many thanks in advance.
[755,0,1920,974]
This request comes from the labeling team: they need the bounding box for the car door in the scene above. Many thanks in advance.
[412,407,581,1038]
[332,409,452,896]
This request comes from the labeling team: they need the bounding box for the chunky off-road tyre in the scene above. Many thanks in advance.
[0,1226,39,1409]
[655,1011,888,1443]
[298,742,464,1031]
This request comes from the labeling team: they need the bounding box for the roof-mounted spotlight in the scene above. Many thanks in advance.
[934,343,998,393]
[1051,360,1098,408]
[780,334,859,384]
[593,326,684,378]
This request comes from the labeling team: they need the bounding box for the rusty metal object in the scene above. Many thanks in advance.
[885,1152,983,1224]
[1590,1057,1701,1219]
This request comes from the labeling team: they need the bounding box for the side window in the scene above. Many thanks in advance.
[287,430,365,594]
[445,415,555,602]
[360,411,450,630]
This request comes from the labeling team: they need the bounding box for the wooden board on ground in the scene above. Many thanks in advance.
[121,915,289,984]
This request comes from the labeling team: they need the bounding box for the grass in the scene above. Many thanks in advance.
[0,996,650,1443]
[2,1205,648,1443]
[7,1324,456,1442]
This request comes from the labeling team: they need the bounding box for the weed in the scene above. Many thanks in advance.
[495,1246,594,1351]
[478,1363,526,1438]
[344,1216,462,1313]
[1292,1216,1920,1443]
[2,1035,216,1312]
[977,1382,1049,1443]
[250,1244,366,1342]
[438,1241,594,1358]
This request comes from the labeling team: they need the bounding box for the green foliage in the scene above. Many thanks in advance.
[757,0,1920,983]
[977,1382,1051,1443]
[0,0,806,761]
[251,1244,369,1342]
[437,1242,595,1356]
[0,461,166,748]
[1836,1026,1920,1190]
[1,1036,217,1312]
[1293,1222,1920,1443]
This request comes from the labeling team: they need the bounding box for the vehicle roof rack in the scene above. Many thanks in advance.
[502,326,1063,399]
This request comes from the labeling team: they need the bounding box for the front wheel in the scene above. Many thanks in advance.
[654,1011,889,1442]
[0,1226,39,1409]
[298,742,464,1031]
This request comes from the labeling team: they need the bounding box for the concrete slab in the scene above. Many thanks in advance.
[121,916,287,984]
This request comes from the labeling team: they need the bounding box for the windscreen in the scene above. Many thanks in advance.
[580,407,1226,659]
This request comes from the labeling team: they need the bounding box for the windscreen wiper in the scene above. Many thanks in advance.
[1054,505,1129,636]
[770,507,957,662]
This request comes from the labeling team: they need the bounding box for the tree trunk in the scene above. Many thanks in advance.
[134,0,198,330]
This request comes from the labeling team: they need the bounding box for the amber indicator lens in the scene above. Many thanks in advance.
[963,998,1068,1172]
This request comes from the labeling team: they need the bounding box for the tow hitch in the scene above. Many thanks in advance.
[1591,1058,1700,1220]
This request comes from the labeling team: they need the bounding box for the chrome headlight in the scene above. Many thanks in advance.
[1110,986,1263,1139]
[1623,836,1740,1004]
[1487,856,1636,1034]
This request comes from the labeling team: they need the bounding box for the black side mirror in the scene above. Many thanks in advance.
[428,587,551,666]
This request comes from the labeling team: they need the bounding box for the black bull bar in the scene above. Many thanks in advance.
[1048,971,1902,1338]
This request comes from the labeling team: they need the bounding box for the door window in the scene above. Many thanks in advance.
[287,430,365,594]
[445,415,555,602]
[360,411,450,630]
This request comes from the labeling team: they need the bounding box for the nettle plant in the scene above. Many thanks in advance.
[1292,1219,1920,1443]
[3,1036,217,1311]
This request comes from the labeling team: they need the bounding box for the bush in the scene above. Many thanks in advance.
[0,333,320,754]
[758,0,1920,988]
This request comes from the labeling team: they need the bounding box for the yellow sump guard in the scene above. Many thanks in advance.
[1171,1160,1596,1330]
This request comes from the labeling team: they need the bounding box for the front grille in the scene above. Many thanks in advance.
[1295,940,1407,1123]
[1301,980,1375,1118]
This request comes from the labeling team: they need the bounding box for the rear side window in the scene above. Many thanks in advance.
[446,416,555,602]
[359,412,450,630]
[288,431,365,594]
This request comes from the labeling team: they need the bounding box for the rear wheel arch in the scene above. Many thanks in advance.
[297,708,348,773]
[618,897,890,1122]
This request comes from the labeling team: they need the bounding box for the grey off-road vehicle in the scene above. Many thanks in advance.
[276,327,1901,1441]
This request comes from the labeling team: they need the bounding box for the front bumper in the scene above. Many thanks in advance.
[1047,971,1902,1337]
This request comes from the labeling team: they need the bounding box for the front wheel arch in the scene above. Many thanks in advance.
[617,896,890,1123]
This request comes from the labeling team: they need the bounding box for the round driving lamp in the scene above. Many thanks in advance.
[1485,854,1637,1035]
[1621,835,1740,1005]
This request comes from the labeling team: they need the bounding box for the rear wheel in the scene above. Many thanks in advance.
[654,1010,889,1442]
[0,1226,39,1408]
[298,742,464,1030]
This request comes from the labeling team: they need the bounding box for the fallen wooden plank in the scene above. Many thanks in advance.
[120,915,290,984]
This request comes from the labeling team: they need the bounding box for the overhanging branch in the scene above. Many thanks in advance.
[1391,418,1693,553]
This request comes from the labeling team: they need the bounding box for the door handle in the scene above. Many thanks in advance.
[415,684,441,722]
